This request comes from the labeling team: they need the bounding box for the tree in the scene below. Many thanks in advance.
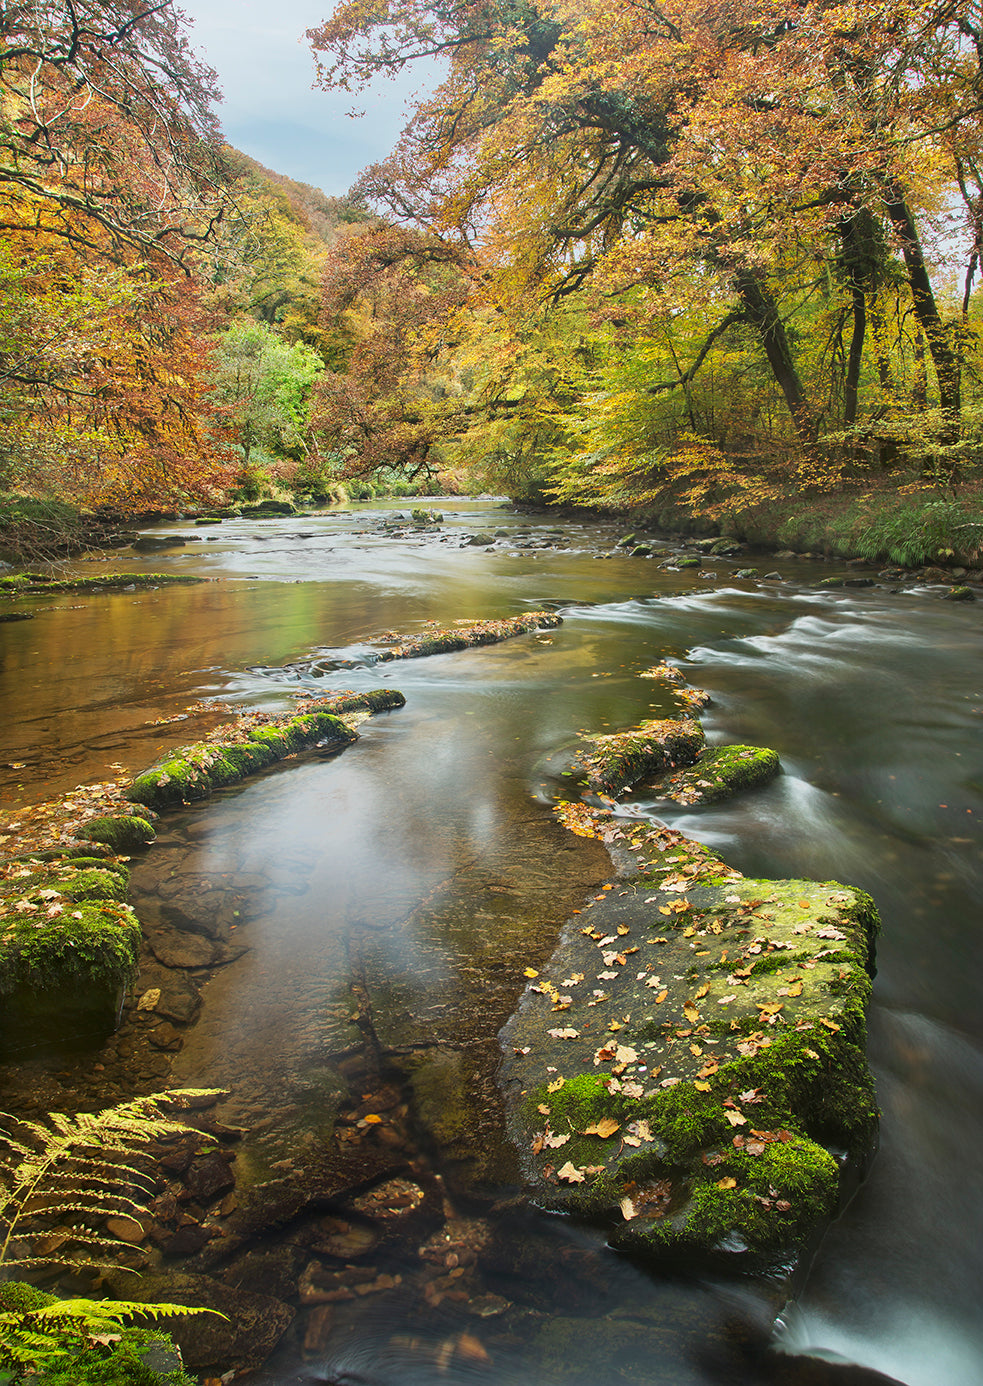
[308,0,983,488]
[0,0,228,264]
[309,224,474,482]
[207,320,323,467]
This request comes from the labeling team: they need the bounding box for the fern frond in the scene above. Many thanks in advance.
[32,1298,224,1323]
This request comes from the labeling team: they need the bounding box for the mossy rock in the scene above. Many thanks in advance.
[247,726,292,758]
[500,824,879,1268]
[574,718,705,796]
[0,897,140,998]
[651,744,781,806]
[942,585,975,601]
[281,711,356,752]
[127,703,372,812]
[376,612,562,662]
[81,814,157,851]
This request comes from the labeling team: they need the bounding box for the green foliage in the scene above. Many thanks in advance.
[0,1093,225,1382]
[855,498,983,566]
[0,900,140,998]
[207,320,323,466]
[0,1298,204,1383]
[0,1090,222,1275]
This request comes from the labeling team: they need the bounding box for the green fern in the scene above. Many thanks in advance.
[0,1089,222,1271]
[0,1287,215,1378]
[0,1091,227,1379]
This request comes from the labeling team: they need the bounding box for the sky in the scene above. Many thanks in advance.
[179,0,438,196]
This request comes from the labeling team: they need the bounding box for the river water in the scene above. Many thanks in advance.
[1,499,981,1386]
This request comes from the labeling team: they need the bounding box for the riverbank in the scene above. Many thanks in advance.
[3,477,983,575]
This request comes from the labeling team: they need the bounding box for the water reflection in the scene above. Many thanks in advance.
[3,504,982,1384]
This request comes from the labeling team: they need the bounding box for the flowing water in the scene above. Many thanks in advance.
[1,500,981,1386]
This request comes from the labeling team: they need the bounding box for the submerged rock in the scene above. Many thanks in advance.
[500,821,879,1268]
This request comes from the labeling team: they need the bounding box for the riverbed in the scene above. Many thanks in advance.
[1,499,981,1386]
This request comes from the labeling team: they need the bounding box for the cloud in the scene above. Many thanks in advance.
[181,0,436,194]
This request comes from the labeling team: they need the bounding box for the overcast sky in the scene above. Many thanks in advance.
[180,0,437,195]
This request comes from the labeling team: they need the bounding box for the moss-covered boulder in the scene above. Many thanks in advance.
[500,822,878,1268]
[126,692,406,813]
[651,744,781,806]
[127,715,356,811]
[81,813,157,851]
[573,718,706,796]
[0,863,141,1049]
[376,611,561,661]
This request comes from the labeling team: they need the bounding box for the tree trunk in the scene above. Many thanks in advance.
[882,182,961,447]
[733,269,817,443]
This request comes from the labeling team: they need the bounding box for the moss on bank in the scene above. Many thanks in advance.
[0,573,206,597]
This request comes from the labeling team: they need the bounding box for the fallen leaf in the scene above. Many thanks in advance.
[725,1110,748,1126]
[716,1176,738,1190]
[695,983,710,999]
[523,968,540,978]
[547,1077,566,1093]
[694,1080,712,1092]
[620,1196,639,1220]
[548,1027,580,1039]
[683,1002,700,1023]
[557,1161,586,1183]
[583,1117,621,1138]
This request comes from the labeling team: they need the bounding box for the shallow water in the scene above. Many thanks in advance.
[2,499,981,1385]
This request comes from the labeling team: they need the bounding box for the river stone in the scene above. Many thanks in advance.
[148,926,220,969]
[499,823,879,1267]
[573,717,705,795]
[650,744,781,806]
[106,1271,294,1375]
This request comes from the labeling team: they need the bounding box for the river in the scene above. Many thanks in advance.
[1,499,981,1386]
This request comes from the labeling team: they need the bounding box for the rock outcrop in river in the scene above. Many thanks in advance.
[501,717,879,1267]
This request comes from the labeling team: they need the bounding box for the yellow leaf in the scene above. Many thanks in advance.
[694,1080,712,1091]
[695,983,710,999]
[524,967,539,978]
[716,1176,737,1190]
[363,1114,383,1124]
[583,1116,621,1138]
[683,1001,700,1023]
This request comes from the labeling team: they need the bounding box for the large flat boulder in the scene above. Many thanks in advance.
[500,821,879,1267]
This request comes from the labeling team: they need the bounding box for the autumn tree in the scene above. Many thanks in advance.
[0,2,241,522]
[308,0,983,494]
[309,224,475,484]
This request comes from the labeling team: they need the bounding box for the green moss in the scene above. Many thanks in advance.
[214,741,275,776]
[81,815,156,851]
[324,688,407,715]
[281,711,356,751]
[247,726,291,757]
[653,744,781,805]
[0,900,140,995]
[0,1283,56,1313]
[575,718,706,795]
[678,1136,838,1252]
